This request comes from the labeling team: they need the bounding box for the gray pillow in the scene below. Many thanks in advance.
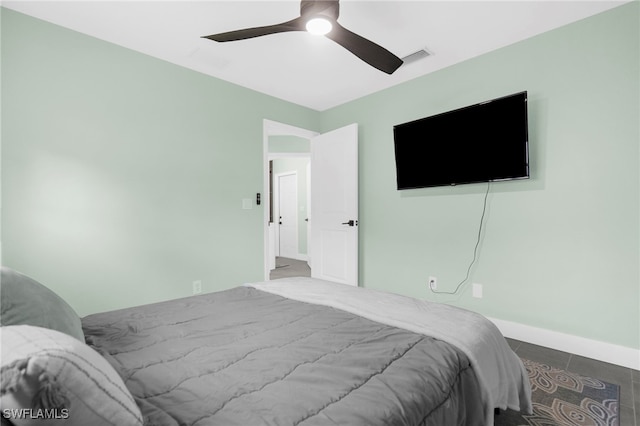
[1,325,143,426]
[0,267,84,341]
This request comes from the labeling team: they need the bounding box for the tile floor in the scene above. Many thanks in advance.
[506,338,639,426]
[270,257,311,280]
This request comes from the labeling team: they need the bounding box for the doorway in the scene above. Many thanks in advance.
[263,120,317,280]
[262,120,359,285]
[270,160,312,279]
[275,172,298,259]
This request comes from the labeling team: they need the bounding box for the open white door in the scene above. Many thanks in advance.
[310,123,358,286]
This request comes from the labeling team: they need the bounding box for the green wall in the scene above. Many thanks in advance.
[2,3,638,351]
[0,8,318,315]
[321,2,639,349]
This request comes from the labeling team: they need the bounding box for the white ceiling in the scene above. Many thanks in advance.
[2,0,629,111]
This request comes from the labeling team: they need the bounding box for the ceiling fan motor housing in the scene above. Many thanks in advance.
[301,0,340,22]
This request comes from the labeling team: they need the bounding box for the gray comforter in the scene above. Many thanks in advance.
[82,286,486,426]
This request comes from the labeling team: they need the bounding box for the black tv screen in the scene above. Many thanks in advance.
[393,91,529,190]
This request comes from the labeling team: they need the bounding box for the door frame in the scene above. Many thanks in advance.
[263,119,319,280]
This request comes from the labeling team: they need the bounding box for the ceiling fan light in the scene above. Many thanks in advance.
[306,17,332,35]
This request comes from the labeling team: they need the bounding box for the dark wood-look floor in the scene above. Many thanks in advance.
[506,338,639,425]
[269,259,639,424]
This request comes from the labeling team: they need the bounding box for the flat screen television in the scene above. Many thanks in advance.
[393,91,529,190]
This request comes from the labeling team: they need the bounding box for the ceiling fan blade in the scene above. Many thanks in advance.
[325,22,403,74]
[203,17,305,42]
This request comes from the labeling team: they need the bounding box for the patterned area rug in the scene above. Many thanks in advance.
[495,358,620,426]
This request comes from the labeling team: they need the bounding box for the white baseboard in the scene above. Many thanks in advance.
[488,317,640,370]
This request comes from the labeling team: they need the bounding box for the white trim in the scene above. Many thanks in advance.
[268,223,276,271]
[306,162,311,269]
[488,317,640,370]
[264,119,319,139]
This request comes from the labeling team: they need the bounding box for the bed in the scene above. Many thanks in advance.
[1,268,532,426]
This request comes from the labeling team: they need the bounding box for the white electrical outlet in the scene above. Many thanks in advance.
[428,276,437,290]
[193,280,202,295]
[472,283,483,298]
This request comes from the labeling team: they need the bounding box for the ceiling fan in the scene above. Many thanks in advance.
[202,0,404,75]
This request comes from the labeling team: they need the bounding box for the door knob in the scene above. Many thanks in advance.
[341,220,358,227]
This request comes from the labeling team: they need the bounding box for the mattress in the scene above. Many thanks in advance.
[81,277,531,425]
